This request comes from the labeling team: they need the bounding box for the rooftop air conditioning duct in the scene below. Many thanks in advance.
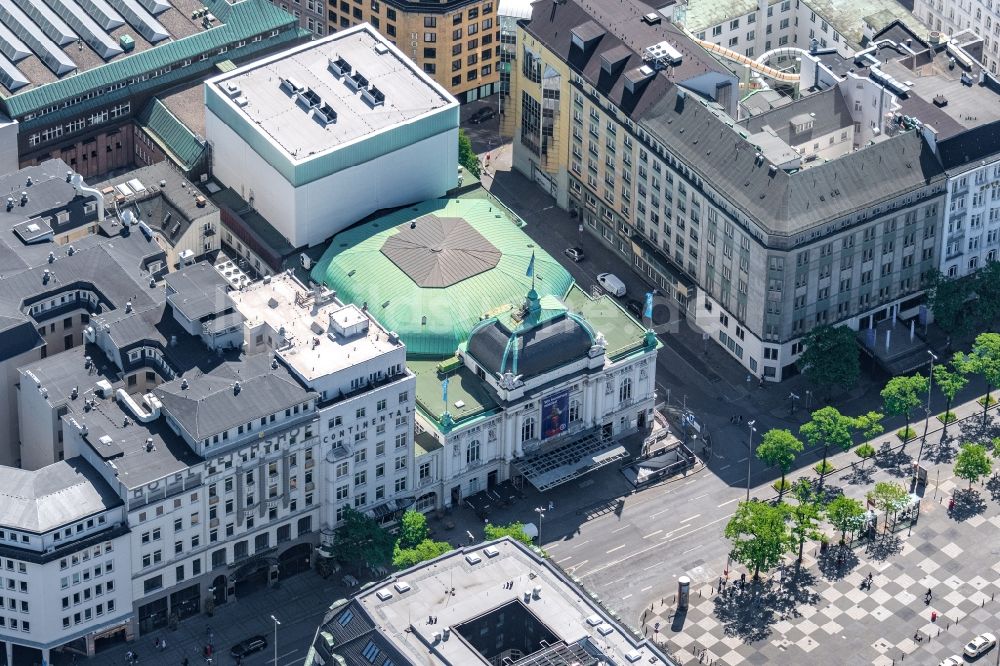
[70,173,105,222]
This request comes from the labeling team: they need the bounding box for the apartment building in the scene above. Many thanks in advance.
[913,0,1000,74]
[325,0,501,102]
[507,1,1000,381]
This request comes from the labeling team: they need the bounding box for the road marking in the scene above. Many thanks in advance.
[680,513,701,523]
[607,544,627,554]
[718,464,732,471]
[690,493,709,501]
[667,515,731,542]
[682,545,700,555]
[643,530,663,539]
[621,594,633,600]
[736,456,748,463]
[643,561,664,571]
[613,525,631,533]
[641,585,653,592]
[269,649,299,665]
[717,498,739,508]
[685,478,697,484]
[648,508,673,519]
[570,540,591,550]
[556,556,574,564]
[568,559,589,571]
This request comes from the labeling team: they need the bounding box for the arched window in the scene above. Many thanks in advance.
[466,439,481,464]
[619,376,633,403]
[521,416,536,442]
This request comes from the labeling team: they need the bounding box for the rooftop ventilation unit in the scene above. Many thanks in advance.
[869,67,910,96]
[642,12,661,25]
[644,40,683,69]
[374,41,389,54]
[328,55,351,77]
[280,76,303,94]
[224,81,241,97]
[296,87,321,111]
[346,71,368,92]
[361,85,384,107]
[315,103,338,125]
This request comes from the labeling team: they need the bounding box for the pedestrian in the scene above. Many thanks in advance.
[739,414,743,423]
[133,650,140,663]
[154,638,160,649]
[868,572,873,583]
[160,637,167,651]
[740,572,746,584]
[181,659,189,666]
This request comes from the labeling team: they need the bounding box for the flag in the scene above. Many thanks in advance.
[644,292,654,319]
[526,251,535,278]
[442,377,449,404]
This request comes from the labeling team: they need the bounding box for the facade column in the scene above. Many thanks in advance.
[5,640,12,666]
[41,647,50,666]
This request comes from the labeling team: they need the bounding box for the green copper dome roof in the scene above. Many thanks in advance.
[310,198,575,357]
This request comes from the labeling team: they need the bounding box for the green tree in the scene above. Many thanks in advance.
[724,501,791,580]
[458,129,481,177]
[926,269,975,336]
[933,362,968,435]
[788,481,824,563]
[854,410,885,443]
[333,508,395,567]
[881,374,928,443]
[826,495,866,545]
[866,481,909,533]
[799,406,855,488]
[756,429,803,501]
[483,522,533,546]
[854,443,876,470]
[797,325,860,396]
[972,260,1000,326]
[397,510,429,550]
[954,443,993,490]
[955,332,1000,426]
[392,539,453,569]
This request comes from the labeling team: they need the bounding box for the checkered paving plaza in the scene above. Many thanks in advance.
[643,476,1000,665]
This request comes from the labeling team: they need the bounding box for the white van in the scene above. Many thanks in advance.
[597,273,626,297]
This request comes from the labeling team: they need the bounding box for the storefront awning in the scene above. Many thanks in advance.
[514,429,628,491]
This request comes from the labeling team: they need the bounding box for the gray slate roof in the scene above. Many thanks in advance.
[154,353,316,441]
[468,313,594,379]
[164,261,231,321]
[639,89,945,237]
[380,214,501,288]
[741,86,853,145]
[0,458,121,533]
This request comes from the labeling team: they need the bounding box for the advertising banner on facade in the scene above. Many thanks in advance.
[541,390,569,440]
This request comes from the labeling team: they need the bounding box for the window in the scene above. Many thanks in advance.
[521,416,535,442]
[619,376,633,403]
[466,439,480,464]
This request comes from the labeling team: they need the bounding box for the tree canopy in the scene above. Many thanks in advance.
[333,508,395,567]
[826,495,866,544]
[954,443,992,489]
[797,325,860,394]
[484,522,533,546]
[392,538,452,569]
[756,429,803,501]
[955,333,1000,424]
[925,270,976,336]
[458,129,481,177]
[724,501,791,579]
[866,481,910,530]
[800,406,856,485]
[881,374,928,440]
[397,510,429,551]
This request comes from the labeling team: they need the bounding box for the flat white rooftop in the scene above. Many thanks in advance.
[209,23,453,162]
[229,273,403,382]
[356,538,665,664]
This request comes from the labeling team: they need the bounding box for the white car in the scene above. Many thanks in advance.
[965,632,997,658]
[937,656,963,666]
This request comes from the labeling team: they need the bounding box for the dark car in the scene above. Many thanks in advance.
[564,247,585,262]
[230,635,268,659]
[468,107,496,124]
[625,299,644,318]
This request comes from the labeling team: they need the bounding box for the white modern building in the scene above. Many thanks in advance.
[205,23,461,249]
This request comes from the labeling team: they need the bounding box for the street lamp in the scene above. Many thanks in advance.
[914,350,938,488]
[534,507,545,545]
[270,614,281,666]
[788,392,800,415]
[805,390,812,411]
[746,420,757,502]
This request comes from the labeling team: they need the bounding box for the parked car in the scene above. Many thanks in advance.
[937,657,963,666]
[468,107,496,124]
[625,299,644,318]
[965,633,997,658]
[564,247,585,262]
[597,273,626,297]
[231,635,268,659]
